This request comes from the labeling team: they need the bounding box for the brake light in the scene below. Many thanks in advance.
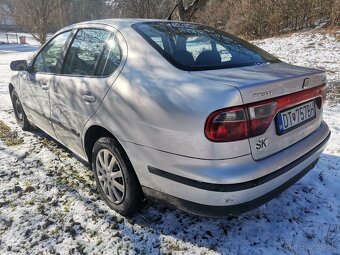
[321,85,326,105]
[248,102,277,137]
[204,107,249,142]
[205,84,325,142]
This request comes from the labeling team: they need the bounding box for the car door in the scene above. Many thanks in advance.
[20,31,72,135]
[50,27,126,156]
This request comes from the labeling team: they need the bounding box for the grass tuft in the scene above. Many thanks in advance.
[0,120,24,146]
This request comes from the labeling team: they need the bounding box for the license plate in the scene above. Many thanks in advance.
[276,100,316,135]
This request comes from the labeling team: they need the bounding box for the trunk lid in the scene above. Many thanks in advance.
[192,62,326,160]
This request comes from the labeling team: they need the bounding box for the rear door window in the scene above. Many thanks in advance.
[94,34,122,76]
[62,28,122,77]
[62,29,110,76]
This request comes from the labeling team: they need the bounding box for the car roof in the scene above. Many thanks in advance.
[61,18,186,31]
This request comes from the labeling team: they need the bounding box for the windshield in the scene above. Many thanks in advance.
[132,22,280,71]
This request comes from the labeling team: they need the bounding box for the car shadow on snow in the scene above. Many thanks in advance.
[130,152,339,254]
[18,127,339,254]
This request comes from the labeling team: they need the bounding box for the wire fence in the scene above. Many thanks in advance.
[0,31,18,44]
[0,31,40,45]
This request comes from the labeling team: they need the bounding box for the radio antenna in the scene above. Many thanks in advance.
[166,3,179,20]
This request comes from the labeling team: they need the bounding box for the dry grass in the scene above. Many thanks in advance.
[315,26,340,41]
[0,119,24,146]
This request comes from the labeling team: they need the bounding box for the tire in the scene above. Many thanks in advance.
[92,137,145,216]
[11,90,31,131]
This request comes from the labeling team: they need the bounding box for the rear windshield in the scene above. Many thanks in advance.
[132,22,280,71]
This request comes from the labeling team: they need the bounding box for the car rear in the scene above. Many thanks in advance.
[128,21,330,216]
[195,62,327,160]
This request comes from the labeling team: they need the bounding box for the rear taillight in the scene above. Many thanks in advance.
[204,107,249,142]
[321,85,327,105]
[205,84,326,142]
[248,102,277,137]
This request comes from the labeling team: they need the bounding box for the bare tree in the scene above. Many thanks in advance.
[109,0,208,21]
[5,0,63,45]
[177,0,208,21]
[108,0,174,19]
[6,0,335,44]
[330,0,340,26]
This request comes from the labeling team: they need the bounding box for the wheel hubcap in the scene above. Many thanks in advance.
[96,149,125,204]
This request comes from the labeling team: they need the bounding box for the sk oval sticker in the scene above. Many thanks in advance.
[255,138,269,150]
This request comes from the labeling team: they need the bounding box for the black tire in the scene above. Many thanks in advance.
[11,90,31,131]
[92,137,145,216]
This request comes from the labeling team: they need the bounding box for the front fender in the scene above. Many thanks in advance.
[8,72,20,96]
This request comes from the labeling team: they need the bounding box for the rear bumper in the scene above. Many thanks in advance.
[143,158,320,217]
[137,121,330,217]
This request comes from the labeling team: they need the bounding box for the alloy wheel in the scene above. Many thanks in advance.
[95,149,125,204]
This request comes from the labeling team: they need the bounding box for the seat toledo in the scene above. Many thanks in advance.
[9,19,330,217]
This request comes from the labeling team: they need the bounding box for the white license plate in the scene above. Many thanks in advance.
[276,100,316,135]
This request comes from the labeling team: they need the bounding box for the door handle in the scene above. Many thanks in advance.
[81,92,96,103]
[41,83,49,90]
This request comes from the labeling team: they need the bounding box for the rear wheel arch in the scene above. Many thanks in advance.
[84,126,145,215]
[84,125,123,163]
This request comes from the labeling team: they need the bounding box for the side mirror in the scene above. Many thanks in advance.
[10,60,28,71]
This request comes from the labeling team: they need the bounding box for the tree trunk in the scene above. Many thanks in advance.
[177,0,207,21]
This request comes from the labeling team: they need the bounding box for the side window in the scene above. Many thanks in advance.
[94,34,122,76]
[62,29,110,76]
[33,31,71,73]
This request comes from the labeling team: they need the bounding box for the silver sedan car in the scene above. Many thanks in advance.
[9,19,330,217]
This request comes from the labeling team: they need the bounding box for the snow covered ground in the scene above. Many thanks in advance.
[0,31,339,255]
